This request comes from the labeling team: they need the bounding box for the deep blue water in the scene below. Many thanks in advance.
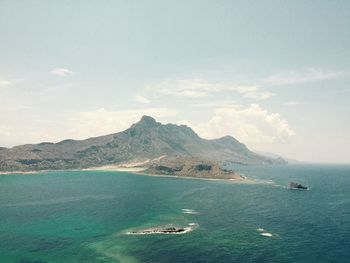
[0,164,349,263]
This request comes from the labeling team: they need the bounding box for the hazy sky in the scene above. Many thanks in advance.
[1,0,349,163]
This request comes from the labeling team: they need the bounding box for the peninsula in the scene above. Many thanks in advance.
[142,155,243,180]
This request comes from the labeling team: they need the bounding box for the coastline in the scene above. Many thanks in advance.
[83,165,147,173]
[85,165,261,184]
[0,165,264,184]
[133,171,261,184]
[0,170,46,175]
[0,165,146,175]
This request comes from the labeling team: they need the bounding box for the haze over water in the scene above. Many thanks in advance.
[1,164,349,263]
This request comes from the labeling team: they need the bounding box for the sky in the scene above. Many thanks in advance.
[0,0,349,163]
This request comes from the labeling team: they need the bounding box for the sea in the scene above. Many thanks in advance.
[0,164,349,263]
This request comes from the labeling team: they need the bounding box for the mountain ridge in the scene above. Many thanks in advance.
[0,115,286,171]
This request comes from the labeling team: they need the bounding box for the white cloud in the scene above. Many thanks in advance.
[146,68,347,102]
[0,104,31,111]
[133,95,151,104]
[192,100,241,108]
[69,107,178,139]
[234,86,276,100]
[178,89,208,98]
[285,101,303,106]
[264,68,349,86]
[0,80,10,86]
[147,78,274,100]
[50,68,75,77]
[184,104,295,143]
[149,79,210,98]
[0,124,63,147]
[0,107,178,147]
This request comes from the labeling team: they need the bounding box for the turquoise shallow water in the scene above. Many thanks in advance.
[0,164,349,263]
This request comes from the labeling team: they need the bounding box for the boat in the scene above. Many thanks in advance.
[288,182,308,190]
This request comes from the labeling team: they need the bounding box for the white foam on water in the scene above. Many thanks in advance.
[182,208,199,215]
[260,232,273,237]
[257,228,264,232]
[183,211,199,214]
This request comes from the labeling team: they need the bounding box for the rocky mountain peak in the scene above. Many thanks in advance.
[129,115,159,131]
[139,115,158,126]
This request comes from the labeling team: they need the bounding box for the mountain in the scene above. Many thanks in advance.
[254,150,301,164]
[0,116,286,171]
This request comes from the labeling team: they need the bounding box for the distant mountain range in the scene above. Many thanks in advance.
[254,150,301,164]
[0,116,286,171]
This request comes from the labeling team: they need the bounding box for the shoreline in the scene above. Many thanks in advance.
[0,166,264,184]
[0,165,146,175]
[83,165,147,173]
[85,166,262,184]
[0,170,47,175]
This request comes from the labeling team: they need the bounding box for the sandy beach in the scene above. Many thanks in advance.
[84,165,147,172]
[0,170,43,175]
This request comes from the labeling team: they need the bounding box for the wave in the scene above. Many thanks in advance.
[182,208,199,215]
[260,232,273,237]
[257,227,273,237]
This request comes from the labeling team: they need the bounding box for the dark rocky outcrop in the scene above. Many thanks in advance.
[288,182,308,190]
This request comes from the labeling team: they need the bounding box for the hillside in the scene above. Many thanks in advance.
[0,116,286,171]
[143,155,243,180]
